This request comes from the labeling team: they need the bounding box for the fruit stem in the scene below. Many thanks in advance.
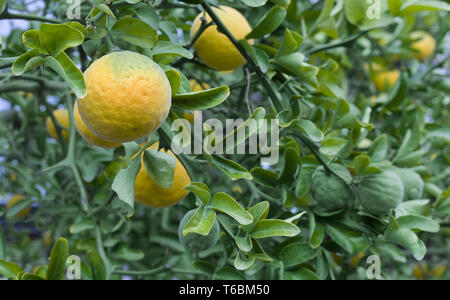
[200,1,283,113]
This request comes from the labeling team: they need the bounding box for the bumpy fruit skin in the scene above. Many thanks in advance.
[374,70,400,91]
[311,164,353,211]
[178,209,220,251]
[46,109,70,141]
[6,194,31,219]
[394,168,424,200]
[77,51,171,143]
[410,31,436,60]
[358,170,404,215]
[135,143,191,208]
[190,6,252,71]
[74,101,121,149]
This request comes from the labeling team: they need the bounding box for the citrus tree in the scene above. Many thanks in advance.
[0,0,449,280]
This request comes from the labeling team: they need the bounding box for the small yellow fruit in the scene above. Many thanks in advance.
[77,51,171,143]
[410,31,436,60]
[374,70,400,91]
[74,101,121,149]
[42,231,52,248]
[349,252,365,268]
[189,79,211,92]
[135,143,191,208]
[46,109,70,142]
[191,6,252,71]
[6,194,31,219]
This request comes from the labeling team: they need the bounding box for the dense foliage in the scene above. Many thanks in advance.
[0,0,449,280]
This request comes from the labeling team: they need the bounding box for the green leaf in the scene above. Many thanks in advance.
[87,251,106,280]
[152,41,193,59]
[165,69,181,96]
[183,206,216,236]
[192,261,216,275]
[173,86,230,111]
[240,0,268,7]
[320,137,347,156]
[287,119,324,143]
[324,223,367,254]
[0,229,5,260]
[244,201,270,233]
[22,273,45,280]
[0,260,23,279]
[275,53,319,87]
[22,30,47,54]
[111,17,158,48]
[70,219,95,234]
[251,219,300,239]
[209,192,253,225]
[0,0,6,13]
[46,238,69,280]
[247,6,287,39]
[112,143,142,208]
[235,234,253,252]
[135,5,159,29]
[44,52,86,98]
[276,29,302,58]
[278,147,300,183]
[396,215,440,233]
[388,0,402,16]
[39,23,84,56]
[368,134,388,162]
[309,222,324,249]
[185,182,211,205]
[384,73,409,110]
[218,107,266,154]
[112,243,144,261]
[354,155,371,175]
[400,0,450,15]
[96,3,116,18]
[207,155,253,181]
[12,49,45,76]
[143,148,176,189]
[215,266,245,280]
[344,0,367,25]
[284,268,320,280]
[251,167,278,187]
[234,251,256,271]
[277,241,317,267]
[385,228,426,260]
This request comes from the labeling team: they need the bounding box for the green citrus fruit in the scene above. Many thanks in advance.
[357,171,404,215]
[178,209,220,251]
[311,164,353,211]
[394,168,424,200]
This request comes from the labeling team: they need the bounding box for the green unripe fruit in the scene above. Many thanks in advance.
[178,209,220,251]
[394,168,424,200]
[357,171,404,216]
[311,164,354,211]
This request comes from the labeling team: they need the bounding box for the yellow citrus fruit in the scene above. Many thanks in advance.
[77,51,171,143]
[6,194,31,219]
[374,70,400,91]
[191,6,252,71]
[189,79,211,92]
[74,101,121,149]
[410,31,436,60]
[135,142,191,208]
[349,252,365,268]
[42,231,52,248]
[46,109,70,142]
